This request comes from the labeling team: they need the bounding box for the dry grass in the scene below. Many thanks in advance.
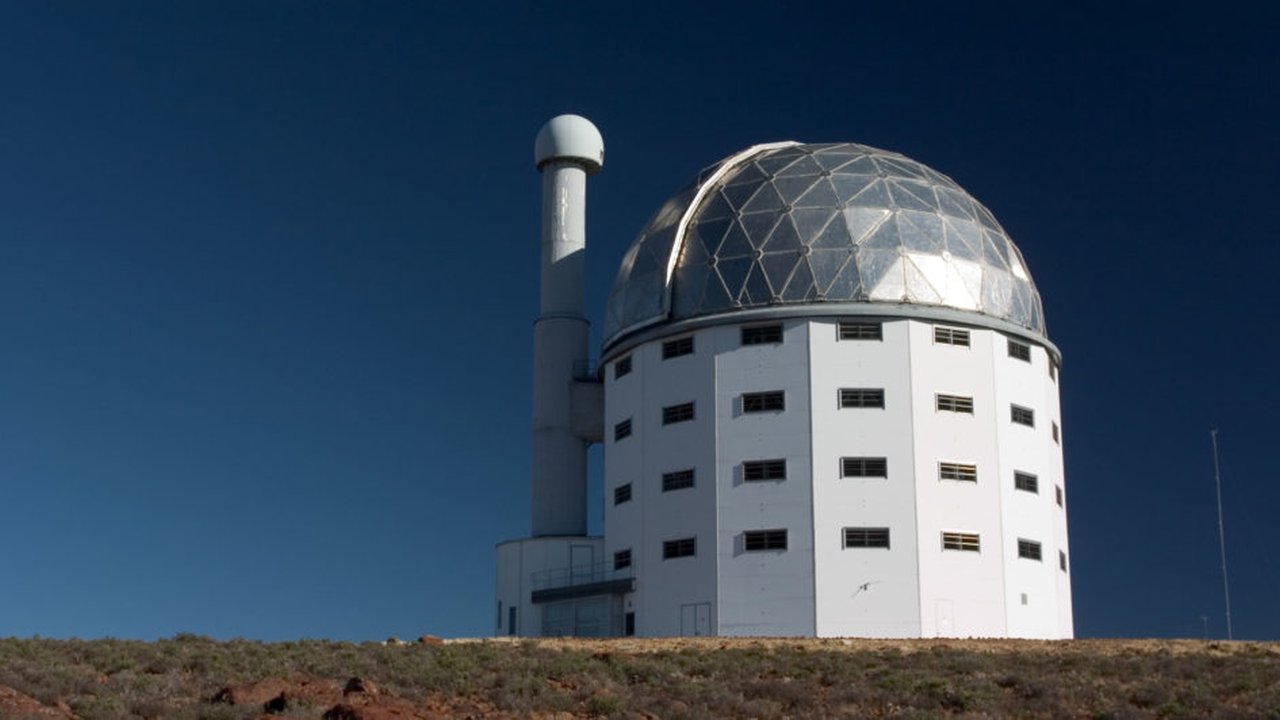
[0,635,1276,718]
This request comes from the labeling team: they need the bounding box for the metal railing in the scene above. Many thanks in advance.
[531,561,633,592]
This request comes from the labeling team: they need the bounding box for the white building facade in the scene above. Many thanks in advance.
[497,124,1072,639]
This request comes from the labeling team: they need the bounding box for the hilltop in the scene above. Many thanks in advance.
[0,635,1277,718]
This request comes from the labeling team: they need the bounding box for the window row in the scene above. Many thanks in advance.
[623,530,1067,570]
[612,462,1065,506]
[618,320,883,378]
[615,392,1054,432]
[616,324,1052,379]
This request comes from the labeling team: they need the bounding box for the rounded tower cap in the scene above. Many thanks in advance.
[535,114,604,173]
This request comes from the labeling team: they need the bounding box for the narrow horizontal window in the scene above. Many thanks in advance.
[1018,538,1043,561]
[662,402,695,425]
[743,459,786,481]
[1059,550,1068,572]
[613,419,632,442]
[662,537,696,559]
[936,393,974,414]
[662,336,694,359]
[1056,485,1064,508]
[1014,471,1039,494]
[838,321,882,341]
[939,462,978,482]
[843,527,890,548]
[742,391,785,413]
[942,532,980,552]
[614,549,632,570]
[662,469,695,492]
[613,483,632,505]
[744,529,787,551]
[614,355,632,379]
[1052,421,1060,444]
[1011,404,1035,427]
[839,388,884,408]
[934,326,970,346]
[841,457,888,478]
[1007,338,1031,362]
[741,324,783,345]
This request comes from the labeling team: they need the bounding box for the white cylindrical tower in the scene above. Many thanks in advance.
[531,114,604,537]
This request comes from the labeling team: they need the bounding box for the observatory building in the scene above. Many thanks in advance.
[496,116,1072,639]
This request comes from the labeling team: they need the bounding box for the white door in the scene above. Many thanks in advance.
[681,602,711,636]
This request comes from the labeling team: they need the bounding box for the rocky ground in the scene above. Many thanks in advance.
[1,635,1277,718]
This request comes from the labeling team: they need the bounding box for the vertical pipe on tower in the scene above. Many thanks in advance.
[531,115,604,537]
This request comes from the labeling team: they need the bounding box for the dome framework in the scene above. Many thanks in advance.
[603,143,1045,351]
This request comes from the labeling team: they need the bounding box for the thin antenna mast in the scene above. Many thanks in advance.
[1210,428,1233,640]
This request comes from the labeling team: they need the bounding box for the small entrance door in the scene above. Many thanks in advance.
[680,602,711,636]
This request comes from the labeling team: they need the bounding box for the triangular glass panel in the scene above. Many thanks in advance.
[810,248,851,292]
[725,162,767,188]
[943,218,983,262]
[899,210,945,254]
[936,187,977,220]
[772,175,818,205]
[755,150,804,176]
[679,229,709,267]
[1009,282,1030,325]
[899,180,940,210]
[1030,297,1045,333]
[716,256,754,298]
[840,156,879,175]
[888,180,935,212]
[982,268,1012,312]
[630,238,660,276]
[780,155,823,178]
[903,255,943,304]
[693,217,733,256]
[947,258,983,311]
[848,179,893,208]
[718,222,755,258]
[826,252,863,299]
[761,252,799,295]
[722,182,760,212]
[740,212,781,249]
[782,259,816,301]
[975,203,1002,232]
[764,215,804,253]
[698,266,736,313]
[830,173,876,203]
[741,182,785,214]
[982,231,1010,270]
[696,191,735,222]
[672,264,709,314]
[860,249,906,301]
[813,151,855,172]
[739,262,774,305]
[843,206,891,245]
[811,215,854,249]
[1007,243,1031,281]
[791,207,835,241]
[795,178,839,208]
[859,215,901,250]
[875,156,927,180]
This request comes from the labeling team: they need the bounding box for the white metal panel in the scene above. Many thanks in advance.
[809,318,922,637]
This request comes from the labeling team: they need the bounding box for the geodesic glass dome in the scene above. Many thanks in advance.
[602,142,1045,350]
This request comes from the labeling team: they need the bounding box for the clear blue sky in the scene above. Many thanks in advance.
[0,2,1276,641]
